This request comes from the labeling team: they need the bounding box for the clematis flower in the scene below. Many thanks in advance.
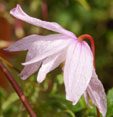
[6,4,107,117]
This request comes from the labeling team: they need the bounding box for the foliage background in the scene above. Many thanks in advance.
[0,0,113,116]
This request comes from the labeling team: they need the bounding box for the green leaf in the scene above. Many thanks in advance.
[0,88,7,102]
[107,88,113,117]
[62,109,76,117]
[76,0,90,10]
[2,92,19,111]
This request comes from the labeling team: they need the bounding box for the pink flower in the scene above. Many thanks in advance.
[6,4,107,116]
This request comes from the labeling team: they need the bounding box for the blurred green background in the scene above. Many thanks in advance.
[0,0,113,117]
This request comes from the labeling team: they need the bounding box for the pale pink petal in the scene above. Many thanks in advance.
[83,91,92,108]
[5,34,68,52]
[19,47,42,80]
[37,50,66,83]
[64,41,93,105]
[87,68,107,117]
[22,35,72,65]
[5,35,39,51]
[10,4,76,38]
[20,62,41,80]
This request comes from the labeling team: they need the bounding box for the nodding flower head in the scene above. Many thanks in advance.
[6,4,107,117]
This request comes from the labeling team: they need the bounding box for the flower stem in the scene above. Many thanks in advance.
[78,34,100,117]
[96,106,100,117]
[0,61,37,117]
[78,34,95,67]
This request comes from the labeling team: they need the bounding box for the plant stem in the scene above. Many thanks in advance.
[41,0,48,21]
[96,106,100,117]
[78,34,95,66]
[0,61,37,117]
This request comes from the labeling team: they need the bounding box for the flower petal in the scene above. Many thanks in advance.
[64,41,93,105]
[87,68,107,117]
[5,35,39,51]
[83,91,92,108]
[19,47,42,80]
[5,34,68,52]
[37,50,66,83]
[10,4,76,38]
[20,62,41,80]
[22,34,72,65]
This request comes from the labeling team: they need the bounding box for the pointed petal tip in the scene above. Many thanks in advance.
[10,4,25,18]
[101,104,107,117]
[10,4,20,15]
[9,4,75,38]
[16,4,21,8]
[37,73,46,83]
[66,95,77,105]
[21,62,26,66]
[21,76,28,80]
[20,74,28,80]
[37,78,43,83]
[21,62,29,66]
[66,95,70,100]
[18,73,24,79]
[4,47,16,52]
[4,47,13,52]
[37,80,42,83]
[72,102,76,105]
[101,110,106,117]
[10,8,15,15]
[4,48,9,51]
[22,61,35,66]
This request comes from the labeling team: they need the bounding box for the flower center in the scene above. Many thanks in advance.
[78,37,83,42]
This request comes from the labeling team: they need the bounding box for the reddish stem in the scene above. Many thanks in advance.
[78,34,95,66]
[41,0,48,21]
[0,61,37,117]
[78,34,100,117]
[96,107,100,117]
